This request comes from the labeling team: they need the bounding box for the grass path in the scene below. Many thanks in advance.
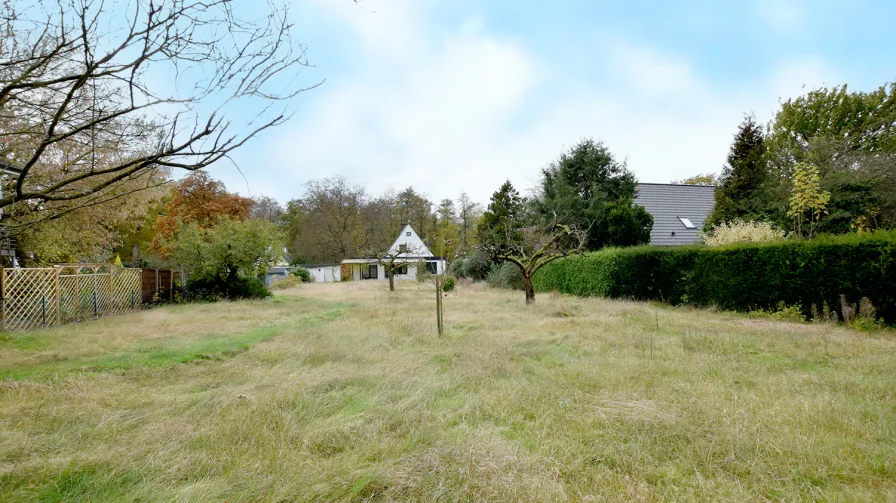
[0,282,895,501]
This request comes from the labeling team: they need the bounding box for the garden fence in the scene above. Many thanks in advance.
[1,265,183,331]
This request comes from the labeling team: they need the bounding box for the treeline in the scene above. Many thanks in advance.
[277,178,483,264]
[705,82,896,237]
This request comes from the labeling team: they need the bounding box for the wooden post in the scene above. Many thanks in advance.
[75,273,80,319]
[1,267,6,331]
[55,267,60,326]
[107,268,113,314]
[170,269,174,300]
[155,269,159,300]
[137,268,143,310]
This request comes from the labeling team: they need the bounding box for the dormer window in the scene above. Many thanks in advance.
[678,217,695,229]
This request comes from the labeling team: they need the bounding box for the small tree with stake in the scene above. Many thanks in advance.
[478,180,587,304]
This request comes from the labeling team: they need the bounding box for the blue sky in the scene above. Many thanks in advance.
[212,0,896,206]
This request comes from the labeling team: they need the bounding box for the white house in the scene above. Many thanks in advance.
[341,224,445,281]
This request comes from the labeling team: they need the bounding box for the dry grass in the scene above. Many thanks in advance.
[1,281,895,502]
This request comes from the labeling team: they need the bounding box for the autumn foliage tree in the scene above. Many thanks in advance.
[152,171,253,256]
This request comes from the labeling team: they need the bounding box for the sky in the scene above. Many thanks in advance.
[210,0,896,206]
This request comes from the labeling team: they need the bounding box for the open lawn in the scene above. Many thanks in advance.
[1,281,895,501]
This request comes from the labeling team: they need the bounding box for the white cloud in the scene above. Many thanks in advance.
[250,1,841,206]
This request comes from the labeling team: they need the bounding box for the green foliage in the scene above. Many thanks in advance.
[534,231,896,324]
[535,138,651,249]
[487,262,524,290]
[167,217,282,300]
[449,258,467,278]
[477,180,526,253]
[787,162,831,238]
[441,276,456,293]
[708,114,771,227]
[462,250,493,281]
[291,267,312,282]
[185,276,271,301]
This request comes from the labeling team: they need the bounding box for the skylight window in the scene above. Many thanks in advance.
[678,217,695,229]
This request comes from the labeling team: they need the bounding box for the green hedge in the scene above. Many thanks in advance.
[533,232,896,324]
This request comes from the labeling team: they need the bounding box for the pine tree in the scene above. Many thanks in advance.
[708,114,770,226]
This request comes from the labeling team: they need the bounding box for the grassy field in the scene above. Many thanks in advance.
[1,281,895,502]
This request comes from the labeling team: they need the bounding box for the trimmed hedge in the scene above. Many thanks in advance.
[533,232,896,324]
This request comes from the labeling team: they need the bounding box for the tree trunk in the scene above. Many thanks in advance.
[388,269,395,291]
[523,272,535,304]
[435,285,444,338]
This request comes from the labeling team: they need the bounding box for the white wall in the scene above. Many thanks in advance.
[307,266,340,283]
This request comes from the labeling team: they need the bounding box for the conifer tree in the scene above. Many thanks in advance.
[708,114,770,226]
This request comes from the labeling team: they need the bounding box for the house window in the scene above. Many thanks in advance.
[394,264,408,275]
[362,264,378,280]
[398,243,407,253]
[678,217,695,229]
[426,261,438,274]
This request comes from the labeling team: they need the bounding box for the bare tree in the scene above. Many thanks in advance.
[481,220,586,304]
[0,0,317,231]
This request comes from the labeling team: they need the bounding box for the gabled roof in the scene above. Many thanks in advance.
[634,183,716,246]
[387,224,433,257]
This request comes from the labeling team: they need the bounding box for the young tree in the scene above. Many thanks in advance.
[479,181,586,304]
[0,0,316,228]
[708,114,770,226]
[787,162,831,239]
[535,138,651,249]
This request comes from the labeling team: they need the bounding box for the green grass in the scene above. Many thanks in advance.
[0,282,895,501]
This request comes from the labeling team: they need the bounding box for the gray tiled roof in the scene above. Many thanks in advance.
[633,183,716,246]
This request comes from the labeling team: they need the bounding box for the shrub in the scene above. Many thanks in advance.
[534,231,896,324]
[449,259,467,278]
[185,275,271,301]
[704,219,786,247]
[463,250,492,281]
[290,267,312,282]
[487,262,524,290]
[270,275,301,290]
[442,276,456,293]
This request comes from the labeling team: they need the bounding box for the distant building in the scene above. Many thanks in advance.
[634,183,716,246]
[341,224,445,281]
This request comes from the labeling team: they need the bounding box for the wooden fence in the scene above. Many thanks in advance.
[0,265,183,331]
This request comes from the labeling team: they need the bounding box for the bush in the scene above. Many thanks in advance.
[449,259,466,278]
[463,250,493,281]
[270,275,301,290]
[705,219,786,247]
[185,275,272,301]
[534,231,896,324]
[290,267,312,282]
[442,276,456,292]
[487,262,524,290]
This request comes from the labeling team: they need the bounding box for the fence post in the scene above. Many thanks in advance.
[42,295,46,327]
[93,291,98,319]
[1,268,5,331]
[55,267,60,326]
[131,290,135,309]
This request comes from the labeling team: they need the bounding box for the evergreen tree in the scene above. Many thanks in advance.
[536,138,651,249]
[477,180,525,253]
[708,114,770,227]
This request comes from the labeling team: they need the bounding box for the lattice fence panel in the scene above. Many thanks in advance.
[2,268,58,331]
[110,269,141,314]
[3,265,146,331]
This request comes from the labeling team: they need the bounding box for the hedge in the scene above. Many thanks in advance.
[533,231,896,324]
